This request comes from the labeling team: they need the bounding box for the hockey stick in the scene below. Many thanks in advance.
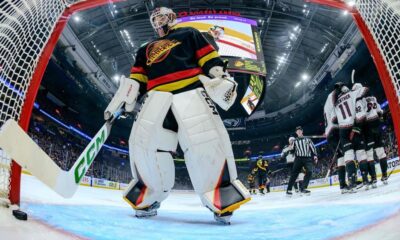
[325,140,341,179]
[271,168,285,175]
[304,135,326,139]
[351,69,356,84]
[0,106,124,198]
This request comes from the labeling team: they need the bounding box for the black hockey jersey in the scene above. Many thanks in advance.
[129,27,224,94]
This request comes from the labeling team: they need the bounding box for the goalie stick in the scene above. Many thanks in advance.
[0,106,124,198]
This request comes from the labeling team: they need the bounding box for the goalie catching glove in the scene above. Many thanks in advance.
[104,76,140,120]
[199,66,238,111]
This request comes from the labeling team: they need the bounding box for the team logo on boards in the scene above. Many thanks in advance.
[146,39,181,65]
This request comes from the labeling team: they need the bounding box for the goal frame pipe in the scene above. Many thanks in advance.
[307,0,400,158]
[9,0,124,205]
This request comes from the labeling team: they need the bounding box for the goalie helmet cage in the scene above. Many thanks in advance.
[0,0,399,206]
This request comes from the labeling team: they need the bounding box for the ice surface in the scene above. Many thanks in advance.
[1,174,400,240]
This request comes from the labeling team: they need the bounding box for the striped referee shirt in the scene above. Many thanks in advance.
[294,137,317,158]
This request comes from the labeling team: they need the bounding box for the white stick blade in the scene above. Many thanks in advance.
[0,119,65,195]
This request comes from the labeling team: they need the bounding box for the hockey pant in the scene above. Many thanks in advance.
[364,120,387,179]
[339,128,368,185]
[327,130,347,189]
[123,89,250,214]
[257,171,267,192]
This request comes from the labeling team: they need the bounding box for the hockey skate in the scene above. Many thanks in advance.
[371,179,378,189]
[135,202,160,218]
[381,176,388,185]
[361,182,370,191]
[214,212,232,225]
[286,190,293,198]
[340,184,356,194]
[300,189,311,196]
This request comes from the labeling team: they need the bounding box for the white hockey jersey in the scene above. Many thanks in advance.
[334,87,368,128]
[363,96,383,122]
[323,90,338,137]
[281,145,295,163]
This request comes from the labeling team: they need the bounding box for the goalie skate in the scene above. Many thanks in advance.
[214,212,232,225]
[135,202,160,218]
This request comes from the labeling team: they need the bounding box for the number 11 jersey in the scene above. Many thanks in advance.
[334,87,369,128]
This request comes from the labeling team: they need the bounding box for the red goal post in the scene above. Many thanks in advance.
[0,0,122,206]
[307,0,400,155]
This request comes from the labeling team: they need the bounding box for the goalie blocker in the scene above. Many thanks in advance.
[122,89,250,217]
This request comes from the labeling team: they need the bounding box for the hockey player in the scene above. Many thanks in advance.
[354,83,388,186]
[333,82,369,190]
[104,7,250,224]
[324,88,350,193]
[282,137,296,166]
[282,137,296,189]
[256,155,269,195]
[247,172,257,195]
[293,168,305,193]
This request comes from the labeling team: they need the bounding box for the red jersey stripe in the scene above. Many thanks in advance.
[131,66,146,74]
[195,44,215,59]
[147,67,203,90]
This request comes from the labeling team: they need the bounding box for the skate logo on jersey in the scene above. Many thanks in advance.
[201,90,219,115]
[146,39,181,66]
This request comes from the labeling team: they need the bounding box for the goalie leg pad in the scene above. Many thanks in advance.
[172,89,250,214]
[127,91,178,209]
[375,147,387,160]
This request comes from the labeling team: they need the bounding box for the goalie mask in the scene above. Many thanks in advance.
[150,7,177,37]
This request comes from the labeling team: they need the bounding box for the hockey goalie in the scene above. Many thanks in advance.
[104,7,250,224]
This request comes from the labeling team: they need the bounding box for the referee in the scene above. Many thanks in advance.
[286,126,318,196]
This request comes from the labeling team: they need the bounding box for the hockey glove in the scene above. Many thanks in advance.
[104,76,139,120]
[199,66,238,111]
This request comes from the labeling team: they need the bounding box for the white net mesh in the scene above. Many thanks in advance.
[0,0,68,205]
[356,0,400,104]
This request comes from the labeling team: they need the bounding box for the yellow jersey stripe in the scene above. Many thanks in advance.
[198,51,219,67]
[130,73,148,83]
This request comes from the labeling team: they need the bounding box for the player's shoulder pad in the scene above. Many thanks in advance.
[175,26,199,33]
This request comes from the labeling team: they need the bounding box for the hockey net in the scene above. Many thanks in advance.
[0,0,120,206]
[0,0,399,206]
[355,0,400,104]
[0,0,69,206]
